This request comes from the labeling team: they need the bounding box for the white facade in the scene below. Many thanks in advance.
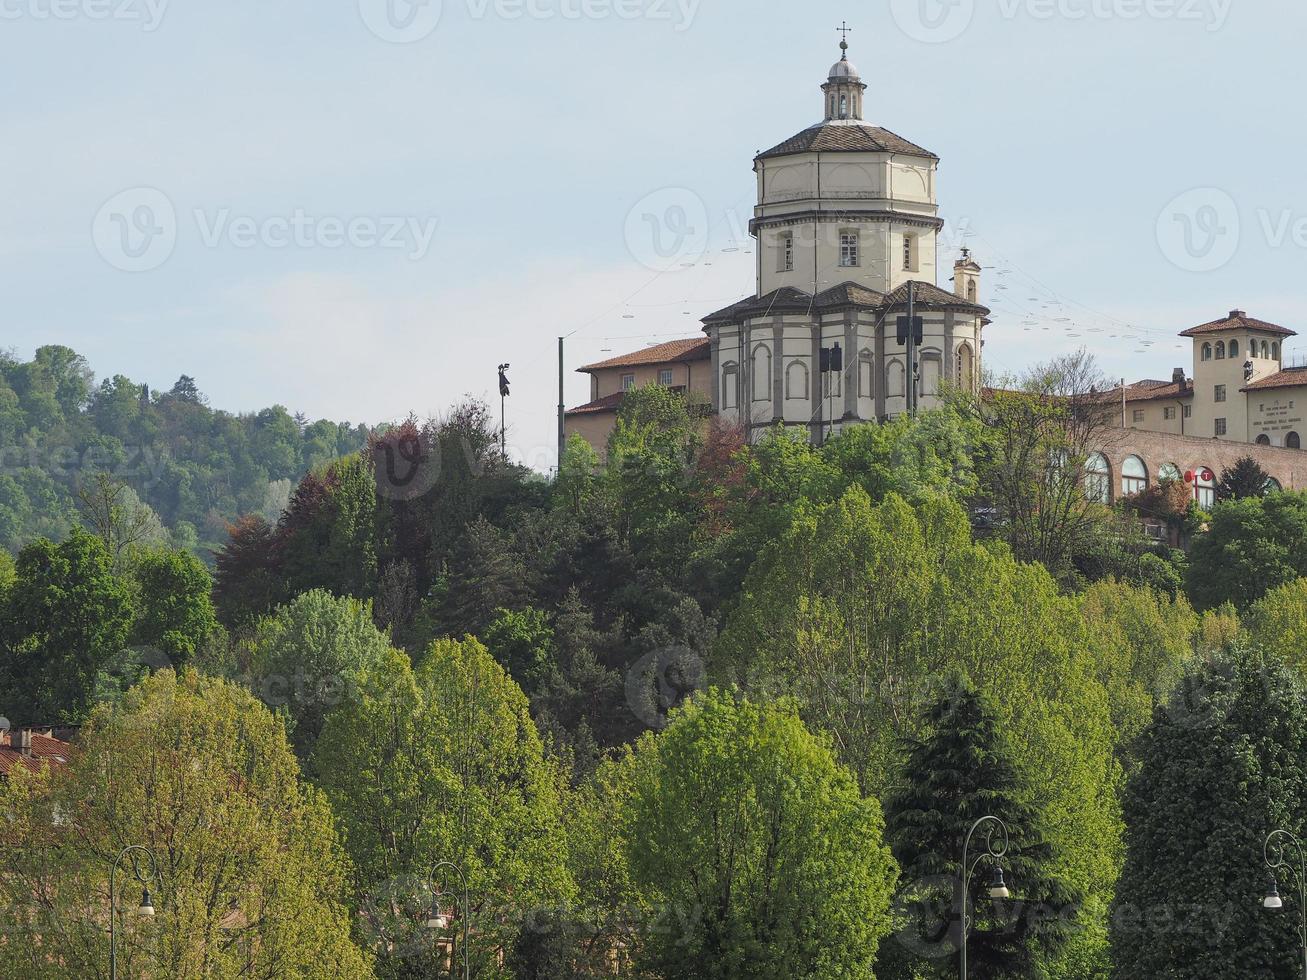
[703,40,987,441]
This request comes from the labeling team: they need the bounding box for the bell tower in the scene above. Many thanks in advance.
[822,23,866,121]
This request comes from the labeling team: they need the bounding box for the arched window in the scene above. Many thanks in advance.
[1273,342,1281,360]
[1256,434,1271,446]
[1215,341,1226,359]
[886,360,905,399]
[785,360,809,400]
[967,280,977,302]
[1195,467,1217,509]
[839,94,848,118]
[956,342,975,391]
[1267,477,1283,493]
[1288,432,1302,450]
[1085,453,1112,504]
[1201,343,1212,361]
[858,350,874,399]
[751,344,772,403]
[1229,339,1240,358]
[1262,340,1271,359]
[1122,455,1148,496]
[721,362,738,410]
[1158,462,1183,483]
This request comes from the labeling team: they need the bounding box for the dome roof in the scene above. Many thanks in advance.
[828,56,861,82]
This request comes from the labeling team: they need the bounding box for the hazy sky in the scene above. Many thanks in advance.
[3,0,1303,467]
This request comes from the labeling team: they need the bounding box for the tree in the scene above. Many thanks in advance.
[77,472,167,566]
[313,637,573,977]
[1186,492,1307,611]
[881,674,1081,979]
[626,689,898,979]
[1243,578,1307,676]
[128,547,218,668]
[213,514,287,630]
[0,670,374,979]
[1218,455,1275,501]
[247,589,394,762]
[0,527,134,723]
[1111,649,1307,978]
[964,350,1115,578]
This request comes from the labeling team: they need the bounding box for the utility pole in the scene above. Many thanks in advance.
[907,280,918,416]
[557,337,566,471]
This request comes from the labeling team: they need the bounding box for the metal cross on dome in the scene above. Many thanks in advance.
[836,21,853,46]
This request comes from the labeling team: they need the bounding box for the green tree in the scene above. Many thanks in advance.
[128,547,218,667]
[1186,492,1307,611]
[0,669,373,979]
[882,674,1081,979]
[1110,649,1307,978]
[314,637,573,977]
[247,589,394,761]
[626,689,898,979]
[482,605,555,694]
[1217,455,1275,501]
[0,527,134,723]
[1243,578,1307,675]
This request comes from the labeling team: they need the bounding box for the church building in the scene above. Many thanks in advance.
[703,35,989,441]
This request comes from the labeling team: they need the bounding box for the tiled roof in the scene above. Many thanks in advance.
[0,730,74,779]
[1105,379,1194,403]
[1242,367,1307,392]
[704,280,986,325]
[565,391,625,417]
[757,123,937,160]
[1179,310,1297,338]
[579,338,709,372]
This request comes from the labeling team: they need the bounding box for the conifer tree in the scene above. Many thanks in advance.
[881,673,1081,979]
[1111,650,1307,978]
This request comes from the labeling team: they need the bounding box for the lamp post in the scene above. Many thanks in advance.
[959,815,1011,980]
[497,364,511,459]
[109,845,159,980]
[426,860,470,980]
[1263,829,1307,979]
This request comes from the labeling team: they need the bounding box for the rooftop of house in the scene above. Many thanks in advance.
[0,728,74,780]
[564,390,626,417]
[1179,310,1297,339]
[578,338,710,373]
[1242,366,1307,392]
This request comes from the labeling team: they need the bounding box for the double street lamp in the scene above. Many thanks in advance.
[1263,829,1307,979]
[109,845,159,980]
[960,815,1012,980]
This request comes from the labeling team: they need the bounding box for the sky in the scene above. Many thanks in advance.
[3,0,1306,469]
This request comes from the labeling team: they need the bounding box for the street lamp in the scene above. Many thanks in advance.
[426,860,470,980]
[960,815,1012,980]
[1263,829,1307,979]
[110,845,160,980]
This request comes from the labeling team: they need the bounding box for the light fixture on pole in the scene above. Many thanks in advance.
[425,860,470,980]
[960,815,1012,980]
[1263,829,1307,979]
[110,845,160,980]
[497,364,511,459]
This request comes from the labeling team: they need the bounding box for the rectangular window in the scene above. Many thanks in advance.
[658,368,673,386]
[840,232,859,268]
[902,235,914,272]
[1215,418,1227,436]
[779,233,794,272]
[1214,384,1227,403]
[1132,409,1145,423]
[1183,404,1192,418]
[1163,406,1177,420]
[621,373,636,392]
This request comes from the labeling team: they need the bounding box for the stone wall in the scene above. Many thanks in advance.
[1095,425,1307,498]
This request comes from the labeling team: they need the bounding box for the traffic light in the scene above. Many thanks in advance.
[896,316,924,346]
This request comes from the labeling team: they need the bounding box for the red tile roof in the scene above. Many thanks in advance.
[1242,366,1307,392]
[565,391,625,417]
[0,730,74,779]
[579,338,709,373]
[1179,310,1296,338]
[1105,379,1195,404]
